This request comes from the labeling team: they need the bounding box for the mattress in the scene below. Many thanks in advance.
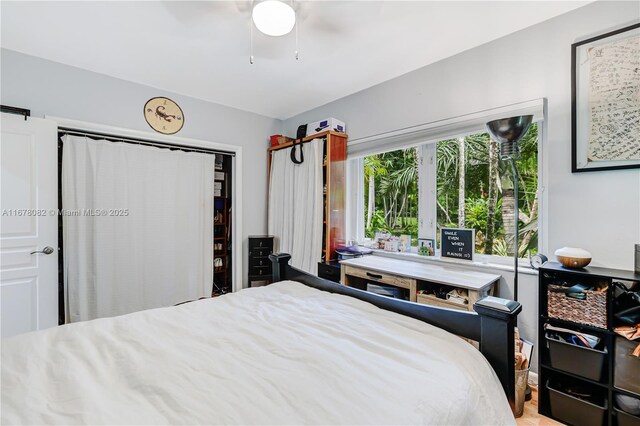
[1,281,514,425]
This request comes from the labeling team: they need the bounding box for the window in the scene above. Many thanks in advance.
[436,124,538,258]
[363,147,419,245]
[360,123,539,259]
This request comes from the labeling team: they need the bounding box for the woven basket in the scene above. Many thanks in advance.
[547,284,607,329]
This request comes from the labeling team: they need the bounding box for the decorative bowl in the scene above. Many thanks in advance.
[554,247,592,268]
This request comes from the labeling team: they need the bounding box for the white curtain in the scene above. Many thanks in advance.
[268,139,323,275]
[62,135,214,322]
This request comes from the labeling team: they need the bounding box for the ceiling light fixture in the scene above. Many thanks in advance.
[252,0,296,37]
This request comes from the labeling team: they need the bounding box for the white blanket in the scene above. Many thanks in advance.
[1,281,514,425]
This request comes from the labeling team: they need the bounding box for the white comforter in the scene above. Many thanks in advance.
[1,281,514,425]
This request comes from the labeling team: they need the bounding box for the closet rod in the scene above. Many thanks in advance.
[59,128,235,157]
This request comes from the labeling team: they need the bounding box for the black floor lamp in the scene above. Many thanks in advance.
[485,115,533,303]
[486,115,534,403]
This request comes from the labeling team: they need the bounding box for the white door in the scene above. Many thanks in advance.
[1,114,58,338]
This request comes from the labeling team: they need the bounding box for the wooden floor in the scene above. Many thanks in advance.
[517,386,564,426]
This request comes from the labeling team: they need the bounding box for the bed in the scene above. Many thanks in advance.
[1,254,520,425]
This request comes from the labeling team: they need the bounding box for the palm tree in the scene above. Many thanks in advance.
[485,137,499,254]
[436,138,460,228]
[499,160,516,256]
[364,155,386,228]
[497,123,539,257]
[364,148,418,235]
[378,148,418,228]
[458,137,466,228]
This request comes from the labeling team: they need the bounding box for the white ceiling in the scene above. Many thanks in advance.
[1,1,590,119]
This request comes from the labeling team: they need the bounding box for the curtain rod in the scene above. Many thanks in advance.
[1,105,30,120]
[268,135,327,152]
[58,128,235,157]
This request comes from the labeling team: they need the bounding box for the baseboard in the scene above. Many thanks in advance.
[528,371,539,387]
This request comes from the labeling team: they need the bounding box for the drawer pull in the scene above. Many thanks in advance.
[366,272,383,280]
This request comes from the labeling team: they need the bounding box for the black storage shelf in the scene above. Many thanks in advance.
[538,262,640,426]
[540,262,640,282]
[212,154,233,295]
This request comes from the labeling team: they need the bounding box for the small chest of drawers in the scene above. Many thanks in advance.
[248,236,274,287]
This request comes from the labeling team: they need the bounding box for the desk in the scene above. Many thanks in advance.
[340,256,500,312]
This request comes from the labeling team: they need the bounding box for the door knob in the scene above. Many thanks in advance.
[30,246,54,255]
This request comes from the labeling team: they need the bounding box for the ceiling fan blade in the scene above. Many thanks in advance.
[295,1,352,35]
[160,1,248,23]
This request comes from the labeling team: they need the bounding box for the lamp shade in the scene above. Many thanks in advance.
[252,0,296,37]
[486,115,533,160]
[485,115,533,144]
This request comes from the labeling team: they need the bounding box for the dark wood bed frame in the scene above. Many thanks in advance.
[270,253,522,410]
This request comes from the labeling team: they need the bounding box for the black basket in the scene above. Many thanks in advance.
[547,380,607,426]
[616,408,640,426]
[546,333,607,381]
[614,337,640,396]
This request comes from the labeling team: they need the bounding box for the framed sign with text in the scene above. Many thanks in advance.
[440,228,475,261]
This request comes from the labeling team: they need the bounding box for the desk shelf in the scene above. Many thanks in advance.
[416,293,468,311]
[340,256,499,312]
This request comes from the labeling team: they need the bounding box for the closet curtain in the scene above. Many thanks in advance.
[268,140,323,275]
[62,135,214,322]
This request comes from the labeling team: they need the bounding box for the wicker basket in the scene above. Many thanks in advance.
[547,284,607,329]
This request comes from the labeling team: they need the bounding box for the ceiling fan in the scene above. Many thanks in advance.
[161,0,348,64]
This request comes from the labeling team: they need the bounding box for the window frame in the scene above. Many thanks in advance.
[351,116,544,268]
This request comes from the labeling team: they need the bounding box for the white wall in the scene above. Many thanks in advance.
[283,0,640,371]
[0,48,282,287]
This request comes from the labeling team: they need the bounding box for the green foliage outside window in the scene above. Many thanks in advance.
[364,148,420,244]
[363,124,539,258]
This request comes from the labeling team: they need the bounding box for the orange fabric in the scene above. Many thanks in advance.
[614,324,640,341]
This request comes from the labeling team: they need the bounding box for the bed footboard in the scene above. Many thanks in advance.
[269,253,521,410]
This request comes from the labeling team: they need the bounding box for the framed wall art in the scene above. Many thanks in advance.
[572,23,640,172]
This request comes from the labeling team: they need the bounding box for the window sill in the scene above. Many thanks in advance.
[366,249,539,276]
